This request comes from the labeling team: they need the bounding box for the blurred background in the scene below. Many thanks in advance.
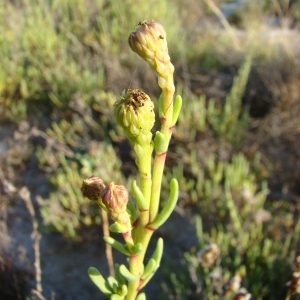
[0,0,300,299]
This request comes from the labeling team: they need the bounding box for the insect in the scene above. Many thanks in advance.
[138,20,147,26]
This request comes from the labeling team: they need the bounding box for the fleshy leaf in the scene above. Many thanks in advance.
[148,178,179,229]
[88,267,112,296]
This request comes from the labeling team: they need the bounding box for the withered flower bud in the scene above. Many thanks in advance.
[81,175,105,201]
[197,243,219,268]
[225,275,242,294]
[287,271,300,296]
[100,182,129,223]
[114,88,155,146]
[295,255,300,272]
[233,288,251,300]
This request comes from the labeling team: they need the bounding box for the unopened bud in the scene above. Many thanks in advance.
[233,288,251,300]
[197,243,219,268]
[295,255,300,272]
[100,182,129,223]
[114,88,155,145]
[287,271,300,296]
[225,275,242,294]
[128,21,174,83]
[80,175,105,201]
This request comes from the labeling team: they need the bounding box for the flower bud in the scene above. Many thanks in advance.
[295,255,300,272]
[80,175,105,201]
[197,243,219,268]
[114,88,155,145]
[100,182,129,223]
[128,21,174,81]
[233,288,251,300]
[225,275,242,294]
[287,272,300,296]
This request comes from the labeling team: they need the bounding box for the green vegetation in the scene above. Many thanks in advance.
[1,0,300,299]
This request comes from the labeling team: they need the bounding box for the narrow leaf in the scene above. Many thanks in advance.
[88,267,112,296]
[119,264,138,282]
[149,178,179,229]
[104,237,131,256]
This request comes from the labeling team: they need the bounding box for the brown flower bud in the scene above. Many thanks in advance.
[197,243,219,268]
[80,175,105,201]
[233,288,251,300]
[225,275,242,294]
[295,255,300,272]
[287,271,300,296]
[100,182,129,222]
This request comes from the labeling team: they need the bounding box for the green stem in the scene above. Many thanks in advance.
[135,143,153,226]
[125,227,153,300]
[127,138,154,299]
[149,83,175,222]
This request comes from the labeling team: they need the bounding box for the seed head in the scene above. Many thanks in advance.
[81,175,105,201]
[114,88,155,145]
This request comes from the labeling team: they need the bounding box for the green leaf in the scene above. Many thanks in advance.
[114,263,126,286]
[131,242,143,255]
[172,94,182,124]
[107,276,119,293]
[104,237,131,256]
[119,284,128,297]
[110,222,129,233]
[119,264,139,282]
[131,180,147,210]
[153,131,167,154]
[142,258,156,279]
[111,294,124,300]
[149,178,179,229]
[88,267,112,296]
[136,292,146,300]
[139,238,164,289]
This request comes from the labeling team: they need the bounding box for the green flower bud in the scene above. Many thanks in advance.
[114,88,155,146]
[80,175,105,201]
[128,21,173,79]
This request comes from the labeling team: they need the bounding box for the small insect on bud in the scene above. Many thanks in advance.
[100,182,129,223]
[197,243,219,268]
[114,88,155,146]
[128,21,167,63]
[80,175,105,201]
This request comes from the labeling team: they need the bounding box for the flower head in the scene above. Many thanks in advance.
[114,88,155,146]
